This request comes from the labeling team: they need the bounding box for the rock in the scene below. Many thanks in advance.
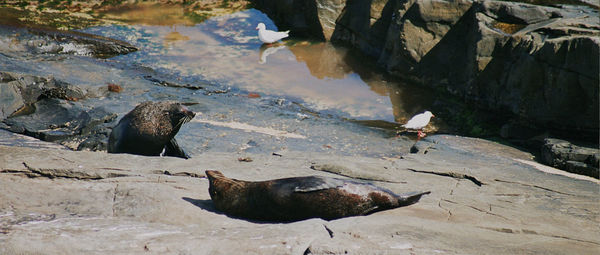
[2,98,116,150]
[1,25,137,59]
[541,138,599,178]
[0,81,23,120]
[0,72,88,120]
[0,72,114,151]
[1,133,598,254]
[251,0,345,40]
[255,0,599,141]
[334,0,472,63]
[386,0,599,141]
[27,27,138,58]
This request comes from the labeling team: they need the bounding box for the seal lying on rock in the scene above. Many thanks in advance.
[108,101,195,159]
[206,170,430,221]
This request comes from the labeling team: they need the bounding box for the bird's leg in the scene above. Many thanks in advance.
[417,130,426,139]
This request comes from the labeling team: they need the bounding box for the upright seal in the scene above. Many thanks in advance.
[206,170,430,221]
[108,101,195,159]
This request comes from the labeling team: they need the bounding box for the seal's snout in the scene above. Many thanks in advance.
[180,105,196,119]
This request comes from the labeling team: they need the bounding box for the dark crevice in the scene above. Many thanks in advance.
[406,168,484,186]
[303,247,312,255]
[323,224,334,238]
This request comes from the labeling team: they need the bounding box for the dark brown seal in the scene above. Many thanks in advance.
[108,101,195,159]
[206,170,430,221]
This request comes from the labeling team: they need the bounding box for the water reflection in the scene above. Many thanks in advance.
[164,29,190,48]
[101,3,197,26]
[86,8,435,124]
[259,44,286,64]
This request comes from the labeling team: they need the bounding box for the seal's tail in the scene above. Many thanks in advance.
[397,191,431,206]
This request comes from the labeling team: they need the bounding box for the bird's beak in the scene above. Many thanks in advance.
[255,27,259,30]
[432,114,435,117]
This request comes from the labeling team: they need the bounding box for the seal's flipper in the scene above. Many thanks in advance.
[164,138,190,159]
[397,191,431,206]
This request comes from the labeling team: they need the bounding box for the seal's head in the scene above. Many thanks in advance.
[206,170,247,212]
[163,102,195,132]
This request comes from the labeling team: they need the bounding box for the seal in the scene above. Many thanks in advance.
[108,101,195,159]
[205,170,430,221]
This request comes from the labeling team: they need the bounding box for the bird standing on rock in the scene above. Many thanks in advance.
[402,110,435,139]
[256,23,289,44]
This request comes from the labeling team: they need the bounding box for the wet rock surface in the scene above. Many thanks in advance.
[1,135,598,254]
[0,25,137,58]
[0,72,88,119]
[3,98,116,151]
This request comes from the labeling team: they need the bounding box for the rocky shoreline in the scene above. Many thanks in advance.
[0,1,599,254]
[1,132,599,254]
[251,0,600,177]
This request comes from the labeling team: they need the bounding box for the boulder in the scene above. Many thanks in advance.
[416,1,599,140]
[250,0,331,40]
[330,0,473,67]
[2,98,116,148]
[0,72,88,120]
[541,138,599,178]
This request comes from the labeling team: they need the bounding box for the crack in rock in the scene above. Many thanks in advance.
[112,184,119,217]
[153,170,205,178]
[494,179,577,196]
[1,163,130,180]
[21,162,104,180]
[310,164,406,184]
[438,200,453,221]
[406,168,484,186]
[441,199,509,220]
[323,224,334,238]
[479,226,600,246]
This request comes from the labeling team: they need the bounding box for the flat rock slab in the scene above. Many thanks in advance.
[1,134,599,254]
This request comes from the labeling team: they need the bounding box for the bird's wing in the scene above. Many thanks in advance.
[404,113,430,129]
[263,30,289,41]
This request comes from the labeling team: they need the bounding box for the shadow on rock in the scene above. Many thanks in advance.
[182,197,221,214]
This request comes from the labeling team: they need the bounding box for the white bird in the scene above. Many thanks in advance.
[402,111,435,139]
[256,23,289,44]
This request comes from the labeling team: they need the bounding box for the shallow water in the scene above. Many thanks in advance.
[0,5,444,157]
[84,7,435,124]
